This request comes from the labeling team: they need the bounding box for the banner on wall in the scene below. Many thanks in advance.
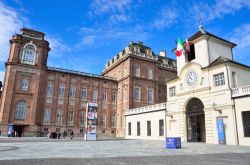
[217,118,226,144]
[85,102,98,141]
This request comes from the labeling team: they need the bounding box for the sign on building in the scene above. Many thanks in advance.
[85,102,98,141]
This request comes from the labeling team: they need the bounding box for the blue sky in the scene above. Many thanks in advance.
[0,0,250,81]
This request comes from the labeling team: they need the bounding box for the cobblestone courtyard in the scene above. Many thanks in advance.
[1,137,250,164]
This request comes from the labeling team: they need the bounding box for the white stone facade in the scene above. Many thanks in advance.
[125,28,250,146]
[125,103,166,140]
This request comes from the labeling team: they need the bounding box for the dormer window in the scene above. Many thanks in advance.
[21,44,36,65]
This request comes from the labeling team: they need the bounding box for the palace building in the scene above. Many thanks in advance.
[0,28,176,137]
[125,24,250,146]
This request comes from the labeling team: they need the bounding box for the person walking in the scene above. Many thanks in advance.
[70,130,74,140]
[14,131,18,138]
[63,130,66,139]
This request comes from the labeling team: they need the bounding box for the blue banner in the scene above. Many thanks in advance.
[217,118,225,144]
[8,124,14,136]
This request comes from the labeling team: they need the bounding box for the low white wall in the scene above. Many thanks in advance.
[125,110,166,140]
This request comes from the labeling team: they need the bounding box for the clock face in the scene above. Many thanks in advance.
[186,71,198,87]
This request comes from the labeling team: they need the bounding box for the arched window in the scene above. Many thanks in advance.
[22,45,36,65]
[15,102,27,119]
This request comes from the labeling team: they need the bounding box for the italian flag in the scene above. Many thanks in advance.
[176,37,185,57]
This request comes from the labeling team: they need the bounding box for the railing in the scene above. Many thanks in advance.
[232,85,250,97]
[124,102,166,116]
[48,66,117,81]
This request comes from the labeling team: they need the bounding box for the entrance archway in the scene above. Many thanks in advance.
[186,98,206,142]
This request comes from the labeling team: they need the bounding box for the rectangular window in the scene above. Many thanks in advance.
[21,79,29,91]
[137,122,140,136]
[102,90,107,102]
[169,86,176,97]
[92,88,98,102]
[56,128,60,132]
[68,111,74,123]
[102,113,106,126]
[102,103,107,110]
[58,84,65,97]
[148,68,153,79]
[69,85,76,98]
[43,127,48,132]
[128,122,131,135]
[147,88,153,103]
[56,110,62,124]
[112,92,117,103]
[242,111,250,137]
[232,72,237,88]
[134,65,140,77]
[57,98,64,105]
[213,73,225,87]
[159,119,164,136]
[133,86,141,102]
[147,121,151,136]
[111,114,116,127]
[47,83,53,95]
[79,111,84,125]
[43,108,51,123]
[81,88,87,101]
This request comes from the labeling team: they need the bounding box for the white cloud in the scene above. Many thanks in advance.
[191,0,250,21]
[88,0,132,16]
[229,24,250,65]
[109,14,129,24]
[77,26,148,47]
[88,0,135,25]
[0,70,5,82]
[46,36,71,57]
[0,1,26,62]
[152,9,177,29]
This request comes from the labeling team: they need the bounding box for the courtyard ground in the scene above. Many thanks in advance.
[1,137,250,164]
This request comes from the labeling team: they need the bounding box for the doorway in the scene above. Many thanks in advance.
[13,125,24,137]
[186,98,206,142]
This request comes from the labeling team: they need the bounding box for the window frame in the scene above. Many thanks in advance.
[21,44,36,65]
[213,72,225,87]
[47,83,53,96]
[128,122,131,135]
[43,108,51,123]
[148,67,153,79]
[147,120,151,136]
[20,79,29,91]
[15,102,27,120]
[159,119,164,136]
[137,121,140,136]
[169,86,176,97]
[147,87,154,103]
[81,87,87,101]
[68,111,74,123]
[69,85,76,98]
[133,85,141,102]
[58,84,65,97]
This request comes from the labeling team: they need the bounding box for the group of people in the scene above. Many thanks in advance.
[47,130,74,140]
[8,130,18,137]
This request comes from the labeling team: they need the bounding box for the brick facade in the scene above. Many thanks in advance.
[0,29,177,137]
[102,42,176,136]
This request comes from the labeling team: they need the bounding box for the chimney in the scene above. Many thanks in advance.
[159,50,167,57]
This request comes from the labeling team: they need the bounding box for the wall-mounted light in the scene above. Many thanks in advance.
[212,102,222,114]
[166,114,173,119]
